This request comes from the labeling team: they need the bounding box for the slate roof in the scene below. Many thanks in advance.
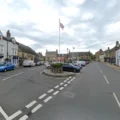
[17,42,37,55]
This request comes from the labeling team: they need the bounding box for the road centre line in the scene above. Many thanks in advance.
[100,69,103,73]
[2,72,24,81]
[26,101,37,108]
[38,93,47,99]
[113,92,120,108]
[0,106,9,120]
[31,104,43,113]
[19,115,28,120]
[9,110,22,120]
[48,89,54,93]
[44,96,52,103]
[53,91,59,95]
[59,87,64,90]
[54,85,59,89]
[103,75,109,84]
[64,80,67,83]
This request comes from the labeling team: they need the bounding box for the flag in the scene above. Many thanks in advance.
[60,22,64,30]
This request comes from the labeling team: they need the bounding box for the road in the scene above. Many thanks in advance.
[0,62,120,120]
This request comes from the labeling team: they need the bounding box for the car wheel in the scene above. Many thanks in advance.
[4,69,7,72]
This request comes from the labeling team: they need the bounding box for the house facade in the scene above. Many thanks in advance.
[0,30,18,65]
[69,52,91,61]
[17,42,37,66]
[46,49,58,61]
[115,41,120,66]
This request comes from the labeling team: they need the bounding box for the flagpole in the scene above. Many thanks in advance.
[59,18,60,62]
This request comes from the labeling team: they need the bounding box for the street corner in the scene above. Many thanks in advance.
[43,69,75,77]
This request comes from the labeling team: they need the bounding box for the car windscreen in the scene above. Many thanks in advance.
[0,63,6,66]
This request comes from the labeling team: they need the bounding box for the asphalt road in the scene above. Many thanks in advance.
[0,62,120,120]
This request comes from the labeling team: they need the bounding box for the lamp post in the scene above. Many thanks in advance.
[67,48,69,60]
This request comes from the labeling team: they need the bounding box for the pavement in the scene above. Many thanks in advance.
[0,63,120,120]
[104,62,120,70]
[43,69,75,77]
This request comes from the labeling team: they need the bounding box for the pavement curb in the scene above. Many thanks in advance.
[43,70,75,77]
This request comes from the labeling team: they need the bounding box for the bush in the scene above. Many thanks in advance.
[51,63,63,68]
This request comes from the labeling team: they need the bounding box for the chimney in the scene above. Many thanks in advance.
[6,30,11,38]
[116,41,119,47]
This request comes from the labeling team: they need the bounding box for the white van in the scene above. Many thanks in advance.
[23,60,35,67]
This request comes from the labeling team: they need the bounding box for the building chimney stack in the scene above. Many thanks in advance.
[6,30,11,38]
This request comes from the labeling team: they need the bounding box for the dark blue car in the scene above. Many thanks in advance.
[0,62,15,72]
[63,63,80,73]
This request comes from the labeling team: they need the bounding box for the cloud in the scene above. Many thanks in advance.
[1,0,120,55]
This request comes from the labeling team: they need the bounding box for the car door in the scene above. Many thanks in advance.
[63,64,69,71]
[69,64,74,72]
[6,63,11,70]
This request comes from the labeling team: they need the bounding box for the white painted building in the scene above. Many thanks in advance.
[116,48,120,66]
[0,30,18,65]
[99,53,105,62]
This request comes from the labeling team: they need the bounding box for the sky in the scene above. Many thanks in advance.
[0,0,120,55]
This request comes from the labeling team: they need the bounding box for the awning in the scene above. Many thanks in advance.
[0,53,4,58]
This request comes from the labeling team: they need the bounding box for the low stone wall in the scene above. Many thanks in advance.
[51,67,63,73]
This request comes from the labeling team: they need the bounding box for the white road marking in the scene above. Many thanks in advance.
[38,93,47,99]
[19,115,28,120]
[9,110,22,120]
[44,96,52,103]
[71,77,75,81]
[53,91,59,95]
[48,89,54,93]
[68,81,71,84]
[64,80,67,83]
[113,93,120,108]
[69,76,72,79]
[59,87,64,90]
[103,75,109,84]
[60,82,64,85]
[2,72,24,81]
[54,85,59,89]
[100,69,103,73]
[26,100,37,108]
[31,104,43,113]
[64,84,68,87]
[0,106,9,119]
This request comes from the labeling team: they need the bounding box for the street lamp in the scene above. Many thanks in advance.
[67,48,69,60]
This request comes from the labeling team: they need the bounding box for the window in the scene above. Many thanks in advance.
[0,45,4,53]
[12,48,14,55]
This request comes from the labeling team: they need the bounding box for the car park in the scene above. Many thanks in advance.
[0,62,15,72]
[63,63,80,73]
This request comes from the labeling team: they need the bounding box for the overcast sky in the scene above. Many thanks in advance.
[0,0,120,55]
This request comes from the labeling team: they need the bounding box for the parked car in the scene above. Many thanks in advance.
[74,61,83,69]
[79,61,86,66]
[23,60,35,67]
[36,61,41,66]
[0,62,15,72]
[63,63,80,73]
[41,61,44,65]
[45,62,51,69]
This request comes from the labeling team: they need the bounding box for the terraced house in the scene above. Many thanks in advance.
[17,42,37,66]
[0,30,18,65]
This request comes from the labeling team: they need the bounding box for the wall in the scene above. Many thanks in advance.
[99,54,105,62]
[0,39,18,64]
[116,49,120,66]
